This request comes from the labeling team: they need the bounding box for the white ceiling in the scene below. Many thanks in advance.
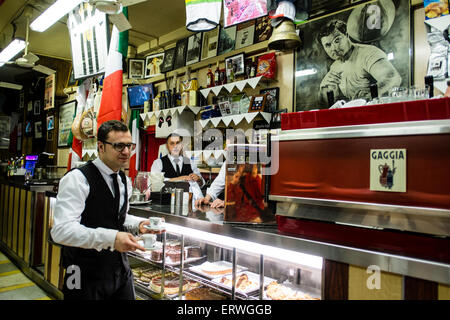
[0,0,187,61]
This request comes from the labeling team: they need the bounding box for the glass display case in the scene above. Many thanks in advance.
[127,220,323,300]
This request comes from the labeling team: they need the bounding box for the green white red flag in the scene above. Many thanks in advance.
[128,109,140,181]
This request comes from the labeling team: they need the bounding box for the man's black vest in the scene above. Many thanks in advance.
[61,161,129,278]
[160,155,193,178]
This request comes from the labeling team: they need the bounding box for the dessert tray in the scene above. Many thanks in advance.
[263,281,321,300]
[188,261,247,279]
[134,242,205,266]
[211,271,275,295]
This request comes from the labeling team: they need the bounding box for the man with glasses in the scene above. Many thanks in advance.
[52,120,151,300]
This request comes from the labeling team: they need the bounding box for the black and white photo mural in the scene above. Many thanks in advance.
[294,0,410,111]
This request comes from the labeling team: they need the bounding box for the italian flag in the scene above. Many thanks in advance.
[97,8,128,131]
[67,106,83,170]
[128,109,140,181]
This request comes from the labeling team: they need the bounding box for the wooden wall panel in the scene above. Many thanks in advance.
[404,276,438,300]
[49,245,61,288]
[348,265,402,300]
[24,191,32,264]
[12,188,19,253]
[17,189,26,259]
[8,186,14,248]
[324,259,349,300]
[438,284,450,300]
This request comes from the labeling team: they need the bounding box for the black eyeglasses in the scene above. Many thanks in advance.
[102,141,136,152]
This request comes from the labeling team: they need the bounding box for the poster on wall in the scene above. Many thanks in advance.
[218,25,237,56]
[145,53,164,78]
[223,0,267,27]
[294,0,410,111]
[58,101,77,147]
[67,2,109,80]
[35,121,43,139]
[44,74,55,110]
[201,27,219,61]
[0,116,10,149]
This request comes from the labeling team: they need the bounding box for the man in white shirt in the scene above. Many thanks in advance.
[195,162,225,208]
[51,120,149,300]
[151,133,204,200]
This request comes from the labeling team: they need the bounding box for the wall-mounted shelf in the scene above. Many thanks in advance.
[199,76,274,98]
[198,111,272,128]
[140,105,202,122]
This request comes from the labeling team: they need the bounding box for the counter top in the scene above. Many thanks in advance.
[129,203,450,285]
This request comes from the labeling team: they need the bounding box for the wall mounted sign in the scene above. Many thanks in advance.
[68,2,109,80]
[370,149,407,193]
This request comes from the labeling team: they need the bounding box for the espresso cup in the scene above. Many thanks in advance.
[142,234,157,249]
[149,217,165,230]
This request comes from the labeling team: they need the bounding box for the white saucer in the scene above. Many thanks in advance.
[143,224,165,231]
[130,200,152,205]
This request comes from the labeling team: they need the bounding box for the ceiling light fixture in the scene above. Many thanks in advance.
[30,0,84,32]
[0,82,23,90]
[0,39,26,67]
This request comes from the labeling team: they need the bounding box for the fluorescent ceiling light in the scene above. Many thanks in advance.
[30,0,84,32]
[0,39,26,67]
[165,223,323,270]
[0,82,23,90]
[295,68,317,77]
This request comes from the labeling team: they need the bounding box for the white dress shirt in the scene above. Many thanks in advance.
[151,154,205,200]
[51,158,145,252]
[206,162,226,201]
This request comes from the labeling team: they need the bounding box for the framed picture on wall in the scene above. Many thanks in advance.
[235,20,256,50]
[201,26,219,61]
[174,38,188,69]
[186,33,203,66]
[58,100,77,147]
[225,53,245,78]
[46,115,55,131]
[34,100,41,115]
[254,15,272,43]
[218,25,237,56]
[0,116,10,149]
[294,0,411,111]
[128,58,145,79]
[47,130,53,141]
[35,121,43,139]
[145,53,164,78]
[260,87,279,112]
[160,47,176,73]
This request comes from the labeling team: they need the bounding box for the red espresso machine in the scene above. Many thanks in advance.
[270,98,450,264]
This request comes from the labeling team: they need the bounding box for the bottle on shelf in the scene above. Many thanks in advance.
[250,57,256,78]
[207,65,214,88]
[214,61,220,86]
[220,68,227,85]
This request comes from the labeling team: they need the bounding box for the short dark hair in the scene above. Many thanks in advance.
[97,120,129,142]
[166,133,182,142]
[317,19,347,45]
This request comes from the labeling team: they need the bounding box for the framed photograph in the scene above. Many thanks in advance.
[145,53,164,78]
[218,100,232,116]
[174,38,188,69]
[201,27,219,61]
[46,115,55,131]
[35,121,43,139]
[0,116,10,149]
[19,91,24,109]
[44,74,55,110]
[260,87,279,112]
[225,53,245,78]
[235,20,256,50]
[294,0,411,111]
[58,100,77,147]
[160,47,176,73]
[25,121,33,136]
[33,100,41,115]
[47,130,53,141]
[186,33,203,66]
[128,58,145,79]
[27,101,33,112]
[254,15,272,43]
[224,0,267,27]
[218,25,237,56]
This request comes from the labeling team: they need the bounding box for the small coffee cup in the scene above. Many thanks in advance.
[149,217,165,230]
[142,234,157,249]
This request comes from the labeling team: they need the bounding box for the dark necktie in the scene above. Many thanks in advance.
[174,158,181,176]
[111,173,120,213]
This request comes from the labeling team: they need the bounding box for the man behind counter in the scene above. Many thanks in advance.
[151,133,204,199]
[51,120,150,300]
